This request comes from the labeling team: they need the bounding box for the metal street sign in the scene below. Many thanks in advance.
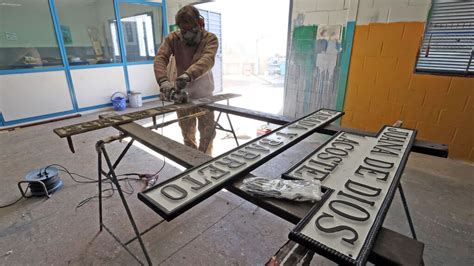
[138,109,343,221]
[53,93,240,138]
[286,126,416,266]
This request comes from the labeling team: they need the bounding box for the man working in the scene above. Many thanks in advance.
[154,5,218,156]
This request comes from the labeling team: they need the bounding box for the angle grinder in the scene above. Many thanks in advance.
[169,88,189,104]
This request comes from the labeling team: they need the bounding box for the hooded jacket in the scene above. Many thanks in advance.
[154,29,218,99]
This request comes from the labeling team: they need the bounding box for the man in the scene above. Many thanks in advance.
[154,5,218,155]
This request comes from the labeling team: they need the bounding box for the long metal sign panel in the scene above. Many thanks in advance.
[286,126,416,266]
[53,93,240,138]
[138,109,343,221]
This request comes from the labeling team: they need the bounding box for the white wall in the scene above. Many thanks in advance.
[128,64,160,97]
[356,0,430,24]
[0,71,73,121]
[71,67,127,108]
[292,0,358,26]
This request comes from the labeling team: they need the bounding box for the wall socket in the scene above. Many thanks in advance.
[5,32,17,41]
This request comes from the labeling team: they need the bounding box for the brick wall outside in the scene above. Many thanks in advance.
[342,22,474,161]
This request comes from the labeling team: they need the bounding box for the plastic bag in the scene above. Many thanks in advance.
[240,176,322,202]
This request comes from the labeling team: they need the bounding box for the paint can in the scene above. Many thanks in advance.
[111,92,127,111]
[128,91,143,108]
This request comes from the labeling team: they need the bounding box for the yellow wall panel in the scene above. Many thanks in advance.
[410,75,451,94]
[452,127,474,146]
[402,22,424,42]
[449,77,474,97]
[352,39,383,57]
[389,89,425,106]
[439,110,474,129]
[400,105,440,124]
[416,122,456,144]
[368,22,404,42]
[423,94,468,112]
[342,22,474,162]
[449,144,472,159]
[353,25,369,42]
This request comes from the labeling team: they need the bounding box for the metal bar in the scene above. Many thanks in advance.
[124,220,165,246]
[102,224,144,265]
[205,103,293,125]
[466,49,474,74]
[67,137,75,153]
[215,126,234,134]
[200,111,224,153]
[226,113,239,146]
[391,121,417,241]
[149,111,208,130]
[17,181,49,198]
[111,139,135,171]
[204,103,449,158]
[98,148,103,232]
[54,93,240,138]
[214,110,240,145]
[115,122,210,169]
[101,147,152,265]
[398,183,418,240]
[215,111,223,124]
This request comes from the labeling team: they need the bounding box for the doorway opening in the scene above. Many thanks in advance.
[193,0,291,155]
[196,0,290,116]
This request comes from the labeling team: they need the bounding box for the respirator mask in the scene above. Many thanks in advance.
[180,29,202,46]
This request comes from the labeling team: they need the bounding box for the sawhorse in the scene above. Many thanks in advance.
[95,108,239,265]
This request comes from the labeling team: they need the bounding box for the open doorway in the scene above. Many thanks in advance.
[195,0,290,116]
[192,0,290,155]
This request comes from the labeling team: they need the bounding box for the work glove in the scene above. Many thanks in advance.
[175,73,191,91]
[159,79,173,101]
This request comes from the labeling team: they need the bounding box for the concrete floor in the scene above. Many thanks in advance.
[0,77,473,265]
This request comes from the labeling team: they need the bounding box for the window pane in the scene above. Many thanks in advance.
[415,1,474,76]
[0,0,63,70]
[119,3,163,62]
[54,0,122,65]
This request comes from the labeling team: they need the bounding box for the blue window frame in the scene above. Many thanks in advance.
[0,0,63,71]
[0,0,168,126]
[53,0,123,67]
[116,1,166,64]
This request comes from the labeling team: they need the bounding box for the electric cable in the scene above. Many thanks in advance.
[0,165,149,210]
[0,194,26,209]
[2,102,171,209]
[147,100,168,187]
[0,184,32,208]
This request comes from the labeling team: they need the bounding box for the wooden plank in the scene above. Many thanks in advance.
[53,93,240,138]
[115,122,210,169]
[270,233,424,266]
[368,228,424,266]
[205,103,449,158]
[205,103,293,125]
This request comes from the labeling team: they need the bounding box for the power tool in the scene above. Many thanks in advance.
[169,87,189,104]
